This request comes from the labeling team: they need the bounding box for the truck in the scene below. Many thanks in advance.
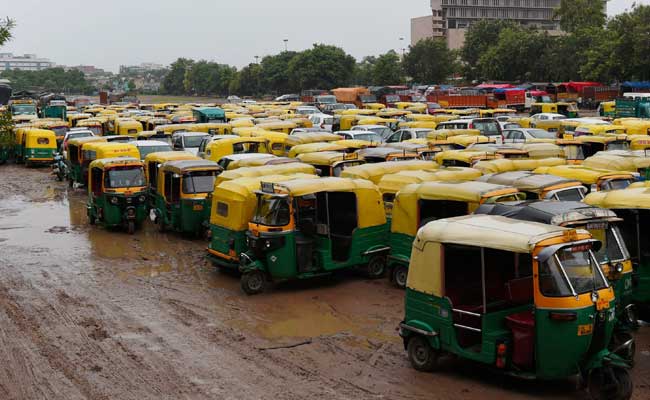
[615,97,650,119]
[582,86,620,108]
[331,87,371,108]
[38,93,67,119]
[488,88,526,111]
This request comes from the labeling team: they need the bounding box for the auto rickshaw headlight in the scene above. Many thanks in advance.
[110,196,119,205]
[138,195,146,203]
[615,262,624,274]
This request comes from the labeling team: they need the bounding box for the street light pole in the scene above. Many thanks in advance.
[283,39,288,52]
[254,55,260,64]
[399,37,405,57]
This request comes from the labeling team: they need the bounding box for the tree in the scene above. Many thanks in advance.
[602,5,650,81]
[460,19,516,81]
[287,44,356,90]
[260,51,298,94]
[127,79,136,92]
[372,51,403,85]
[353,56,377,86]
[161,58,193,95]
[0,17,15,47]
[0,67,94,94]
[231,63,263,96]
[402,38,457,84]
[555,0,607,33]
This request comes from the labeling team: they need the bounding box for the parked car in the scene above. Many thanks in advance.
[436,118,503,144]
[335,130,384,143]
[295,106,321,116]
[171,132,211,156]
[62,128,95,152]
[351,124,394,140]
[503,128,557,143]
[384,128,433,143]
[309,113,336,131]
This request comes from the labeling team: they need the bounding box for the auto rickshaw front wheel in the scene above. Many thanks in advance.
[587,366,633,400]
[392,265,408,289]
[365,255,386,279]
[407,335,440,372]
[241,271,265,295]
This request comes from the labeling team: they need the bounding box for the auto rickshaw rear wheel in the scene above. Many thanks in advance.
[587,366,632,400]
[241,271,265,295]
[366,255,386,279]
[610,331,636,365]
[407,335,439,372]
[392,265,408,289]
[127,220,136,234]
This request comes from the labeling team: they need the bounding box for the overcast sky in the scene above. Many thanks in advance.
[0,0,646,72]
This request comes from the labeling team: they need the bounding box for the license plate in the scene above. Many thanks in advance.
[577,324,593,336]
[193,204,203,211]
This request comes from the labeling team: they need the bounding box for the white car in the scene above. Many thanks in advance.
[295,106,320,116]
[351,125,394,140]
[503,128,557,143]
[335,130,384,144]
[62,128,94,152]
[133,140,173,160]
[171,132,210,156]
[384,128,433,143]
[309,113,336,131]
[530,113,567,121]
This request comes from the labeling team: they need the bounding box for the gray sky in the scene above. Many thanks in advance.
[0,0,646,72]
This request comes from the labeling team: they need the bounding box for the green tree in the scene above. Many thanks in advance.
[555,0,607,33]
[602,5,650,81]
[231,63,263,96]
[127,79,136,92]
[0,17,15,47]
[353,56,377,86]
[260,51,298,94]
[161,58,193,95]
[402,38,457,84]
[287,44,356,89]
[0,67,94,94]
[0,109,13,148]
[460,19,516,81]
[372,51,403,85]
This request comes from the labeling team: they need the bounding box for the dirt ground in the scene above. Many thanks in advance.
[0,164,648,400]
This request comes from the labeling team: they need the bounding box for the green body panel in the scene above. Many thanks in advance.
[154,194,210,234]
[0,146,9,163]
[88,192,148,229]
[23,147,55,163]
[633,261,650,304]
[42,106,67,120]
[388,232,414,269]
[67,163,85,185]
[208,225,247,269]
[14,144,23,160]
[243,223,389,281]
[403,288,618,380]
[611,272,635,315]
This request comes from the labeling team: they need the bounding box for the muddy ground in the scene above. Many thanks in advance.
[0,164,648,400]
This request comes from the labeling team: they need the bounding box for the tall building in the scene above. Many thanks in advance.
[0,53,54,71]
[411,0,607,49]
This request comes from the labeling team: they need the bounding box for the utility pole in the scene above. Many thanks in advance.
[283,39,288,52]
[254,55,260,64]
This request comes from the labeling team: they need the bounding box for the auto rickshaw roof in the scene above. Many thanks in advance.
[584,155,650,172]
[216,162,316,185]
[23,128,58,137]
[144,151,199,164]
[340,160,438,183]
[520,143,565,159]
[435,150,499,163]
[475,201,619,226]
[397,180,519,203]
[193,107,225,117]
[161,159,222,173]
[255,121,297,129]
[297,151,358,165]
[473,157,566,174]
[289,142,347,156]
[379,167,482,193]
[479,171,581,191]
[89,156,143,169]
[68,136,107,146]
[534,165,635,184]
[357,147,414,158]
[584,187,650,209]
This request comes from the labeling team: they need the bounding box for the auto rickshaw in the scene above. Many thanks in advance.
[574,125,627,137]
[218,154,289,170]
[479,171,587,201]
[435,150,501,167]
[67,113,91,128]
[192,107,226,123]
[385,142,442,160]
[114,118,143,136]
[340,159,438,184]
[356,147,420,163]
[150,160,222,236]
[143,151,199,205]
[599,101,616,117]
[238,177,389,294]
[207,174,318,271]
[585,187,650,322]
[473,157,567,174]
[255,121,297,134]
[575,136,630,159]
[66,136,108,186]
[204,137,269,162]
[583,153,650,178]
[86,157,148,234]
[530,102,579,118]
[250,130,289,156]
[627,135,650,151]
[534,165,636,192]
[21,129,58,166]
[476,201,637,360]
[76,118,105,136]
[287,142,347,158]
[215,162,317,185]
[191,123,233,135]
[230,118,255,129]
[31,119,70,148]
[292,151,362,177]
[614,119,650,135]
[400,215,631,400]
[388,182,524,288]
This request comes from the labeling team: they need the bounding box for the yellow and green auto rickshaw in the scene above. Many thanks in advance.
[530,102,579,118]
[215,162,317,185]
[150,159,222,236]
[586,187,650,322]
[20,129,58,166]
[66,136,107,186]
[472,158,567,175]
[583,153,650,179]
[207,174,318,271]
[77,118,106,136]
[86,157,148,234]
[435,150,501,167]
[204,137,269,162]
[387,181,524,288]
[287,142,347,158]
[296,151,365,177]
[534,165,636,193]
[479,171,587,201]
[399,215,631,400]
[31,119,69,148]
[114,118,143,136]
[238,177,390,294]
[143,151,200,205]
[340,159,438,184]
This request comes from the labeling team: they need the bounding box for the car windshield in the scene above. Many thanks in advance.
[528,129,556,139]
[138,145,172,160]
[539,245,608,297]
[588,225,629,264]
[105,167,145,188]
[12,105,36,115]
[253,194,291,226]
[473,120,500,136]
[354,133,383,143]
[183,136,207,148]
[182,171,215,194]
[602,179,632,191]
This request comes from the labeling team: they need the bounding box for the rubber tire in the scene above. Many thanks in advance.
[407,335,439,372]
[127,220,136,235]
[241,271,265,295]
[611,332,636,365]
[588,367,633,400]
[366,255,386,279]
[392,265,408,289]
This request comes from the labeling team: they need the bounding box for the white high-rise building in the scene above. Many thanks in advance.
[0,53,54,71]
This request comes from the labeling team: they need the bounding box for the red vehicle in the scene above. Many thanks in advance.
[556,82,603,103]
[489,88,526,111]
[582,85,619,108]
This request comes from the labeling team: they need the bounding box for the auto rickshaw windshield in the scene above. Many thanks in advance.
[608,142,630,151]
[253,194,291,226]
[589,224,629,264]
[540,245,607,297]
[104,167,146,188]
[563,145,585,161]
[332,161,364,177]
[182,171,215,194]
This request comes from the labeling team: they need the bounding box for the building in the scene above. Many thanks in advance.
[0,53,54,71]
[65,65,106,76]
[119,62,165,75]
[411,0,607,49]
